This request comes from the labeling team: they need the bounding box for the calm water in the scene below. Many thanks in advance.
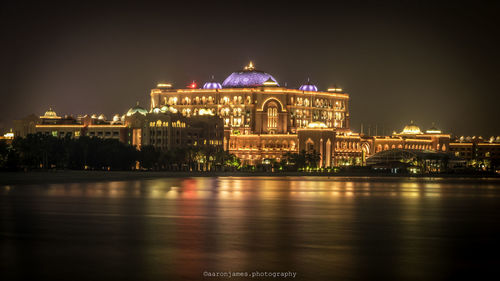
[1,177,500,281]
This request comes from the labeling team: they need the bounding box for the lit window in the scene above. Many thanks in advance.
[267,106,278,129]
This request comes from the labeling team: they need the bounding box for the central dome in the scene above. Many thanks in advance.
[222,62,279,88]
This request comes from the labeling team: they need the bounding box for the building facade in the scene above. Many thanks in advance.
[124,105,223,151]
[149,62,350,166]
[449,136,500,170]
[14,109,128,142]
[14,106,224,154]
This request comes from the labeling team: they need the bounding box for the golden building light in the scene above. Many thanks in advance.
[157,83,173,88]
[327,88,343,92]
[243,61,255,71]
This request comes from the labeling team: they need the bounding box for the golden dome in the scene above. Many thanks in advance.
[401,121,422,134]
[40,107,61,119]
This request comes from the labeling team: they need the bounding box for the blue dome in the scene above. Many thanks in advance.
[299,80,318,92]
[203,81,222,89]
[222,62,279,88]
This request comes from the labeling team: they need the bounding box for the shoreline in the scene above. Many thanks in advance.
[1,170,499,185]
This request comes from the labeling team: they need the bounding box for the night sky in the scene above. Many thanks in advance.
[1,1,498,136]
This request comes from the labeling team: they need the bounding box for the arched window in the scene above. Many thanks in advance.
[267,104,278,130]
[306,139,314,152]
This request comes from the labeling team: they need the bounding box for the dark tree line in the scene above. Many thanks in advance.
[138,145,239,171]
[1,134,137,170]
[0,133,240,171]
[282,150,321,171]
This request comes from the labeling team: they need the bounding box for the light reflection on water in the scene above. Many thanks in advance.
[9,177,497,200]
[1,177,500,281]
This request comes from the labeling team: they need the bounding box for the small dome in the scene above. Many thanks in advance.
[222,62,279,88]
[41,108,60,119]
[426,123,442,134]
[44,109,57,117]
[401,121,422,134]
[126,102,148,116]
[98,114,106,120]
[112,114,121,122]
[299,80,318,92]
[203,81,222,89]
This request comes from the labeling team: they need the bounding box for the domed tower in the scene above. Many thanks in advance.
[222,61,279,88]
[202,76,222,89]
[299,79,319,92]
[126,102,148,117]
[40,108,61,119]
[400,120,422,135]
[39,107,62,125]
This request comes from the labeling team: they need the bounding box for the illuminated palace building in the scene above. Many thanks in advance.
[16,62,499,168]
[149,62,458,166]
[149,62,352,166]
